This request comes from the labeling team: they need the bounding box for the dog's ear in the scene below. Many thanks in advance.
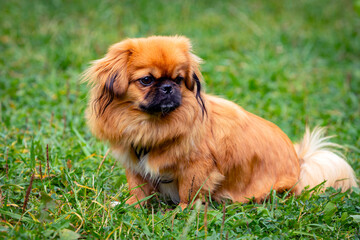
[83,40,133,95]
[174,36,203,91]
[185,52,203,91]
[185,49,207,117]
[83,40,133,116]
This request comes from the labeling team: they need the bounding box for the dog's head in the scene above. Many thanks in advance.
[84,36,206,117]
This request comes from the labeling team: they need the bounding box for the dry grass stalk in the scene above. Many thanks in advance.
[38,158,43,180]
[23,172,35,212]
[188,175,195,204]
[5,148,9,179]
[46,144,51,176]
[97,149,110,172]
[204,200,208,239]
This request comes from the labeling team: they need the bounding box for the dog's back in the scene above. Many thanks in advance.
[205,95,300,202]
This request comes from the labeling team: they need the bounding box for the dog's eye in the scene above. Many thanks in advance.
[139,76,154,86]
[175,76,184,85]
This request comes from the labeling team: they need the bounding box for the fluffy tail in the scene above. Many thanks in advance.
[293,127,358,195]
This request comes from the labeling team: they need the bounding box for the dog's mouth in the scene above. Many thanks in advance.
[160,102,177,113]
[140,99,181,116]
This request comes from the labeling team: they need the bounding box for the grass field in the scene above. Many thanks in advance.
[1,0,360,239]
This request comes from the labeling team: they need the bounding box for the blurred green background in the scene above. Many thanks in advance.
[2,0,360,139]
[1,0,359,238]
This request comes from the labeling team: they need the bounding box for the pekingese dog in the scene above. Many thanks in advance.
[83,36,358,208]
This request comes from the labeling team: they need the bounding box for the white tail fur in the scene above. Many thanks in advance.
[294,127,358,195]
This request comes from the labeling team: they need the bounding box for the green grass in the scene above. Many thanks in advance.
[1,0,360,238]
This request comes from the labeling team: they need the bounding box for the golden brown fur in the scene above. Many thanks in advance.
[84,36,358,208]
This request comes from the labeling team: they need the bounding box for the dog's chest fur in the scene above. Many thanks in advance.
[112,147,180,204]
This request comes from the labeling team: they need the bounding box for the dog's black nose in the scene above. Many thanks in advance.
[161,84,173,94]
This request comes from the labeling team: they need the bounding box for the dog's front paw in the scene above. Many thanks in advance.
[125,196,142,208]
[179,203,188,211]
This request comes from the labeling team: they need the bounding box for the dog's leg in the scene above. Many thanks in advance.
[125,169,153,208]
[177,162,223,209]
[177,170,204,209]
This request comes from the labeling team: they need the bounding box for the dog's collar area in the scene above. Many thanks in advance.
[131,145,174,184]
[131,144,150,161]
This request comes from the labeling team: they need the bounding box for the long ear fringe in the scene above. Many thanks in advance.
[188,51,207,119]
[92,73,118,117]
[82,42,132,117]
[193,73,207,119]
